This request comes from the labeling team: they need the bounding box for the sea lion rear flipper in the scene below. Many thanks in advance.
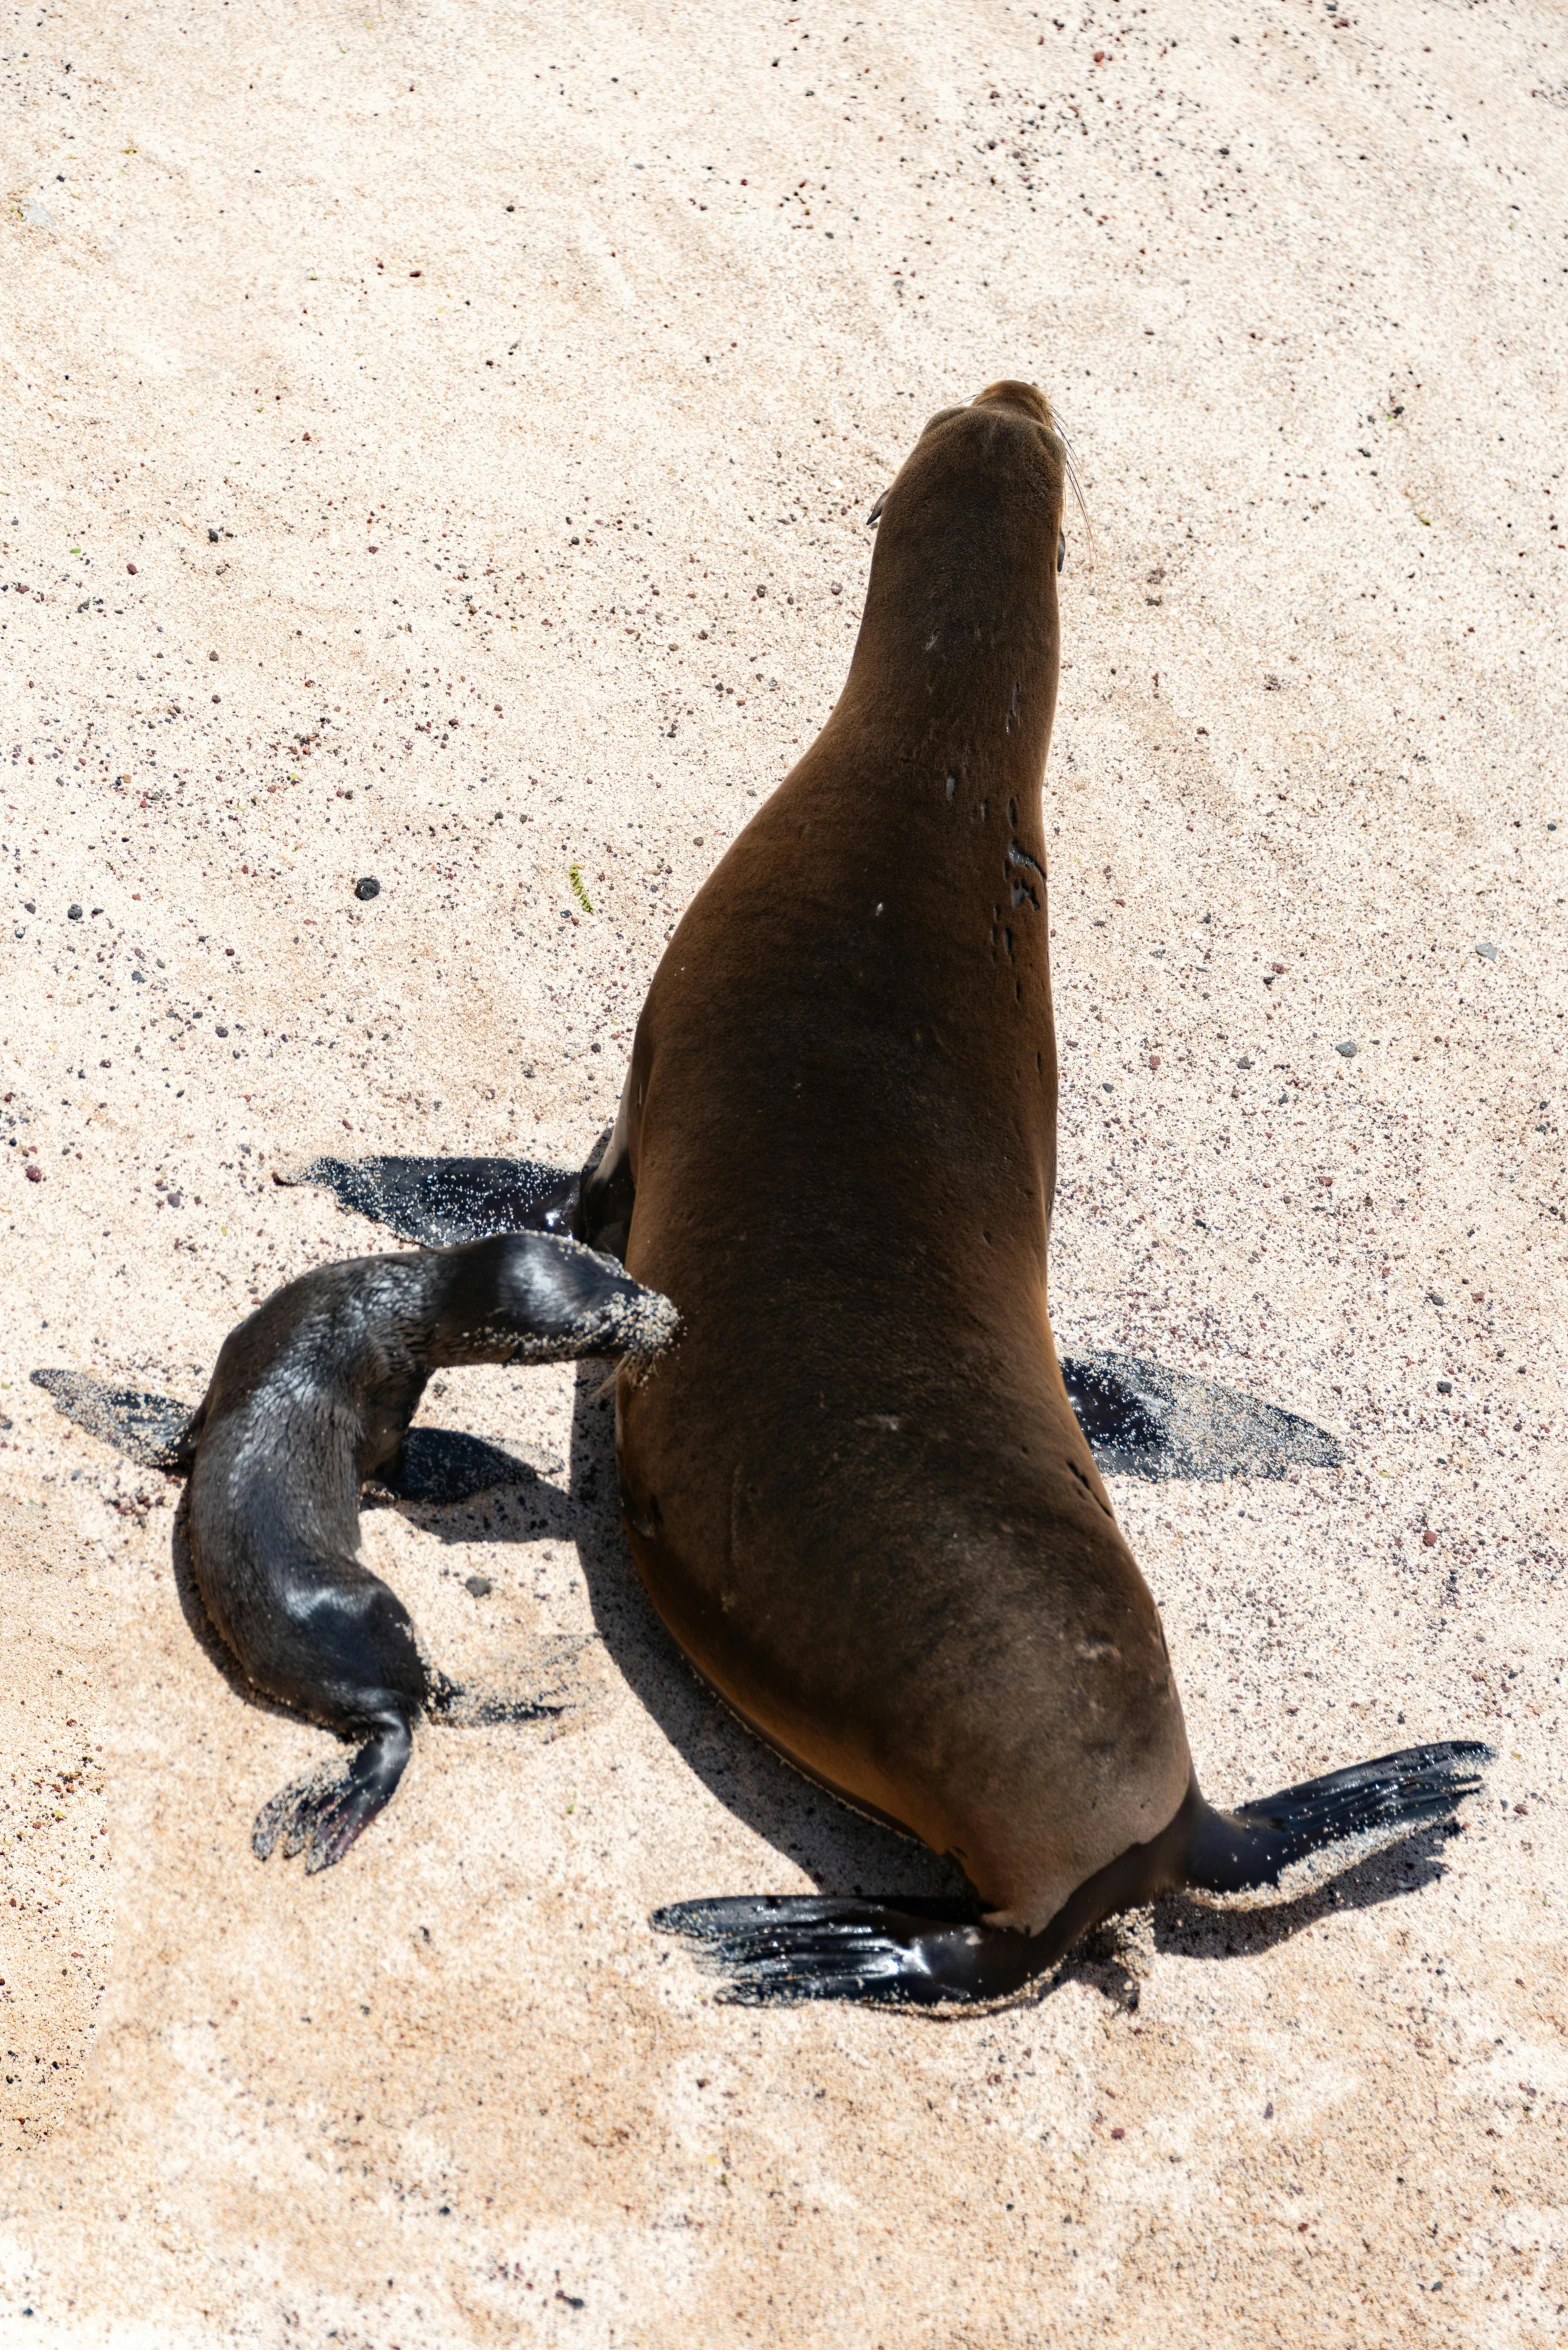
[651,1895,1022,2008]
[1184,1738,1492,1893]
[1059,1350,1343,1480]
[252,1711,414,1875]
[653,1740,1493,2004]
[274,1153,582,1244]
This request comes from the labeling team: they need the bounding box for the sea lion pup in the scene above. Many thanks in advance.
[179,1232,679,1872]
[574,379,1487,2003]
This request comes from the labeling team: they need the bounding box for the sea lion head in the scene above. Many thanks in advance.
[849,381,1069,756]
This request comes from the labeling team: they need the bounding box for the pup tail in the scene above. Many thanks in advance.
[1184,1739,1491,1895]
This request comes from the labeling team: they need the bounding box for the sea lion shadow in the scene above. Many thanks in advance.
[1038,1826,1458,2015]
[1154,1821,1459,1960]
[565,1366,970,1902]
[369,1453,580,1545]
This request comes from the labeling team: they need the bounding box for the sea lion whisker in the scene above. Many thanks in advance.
[1052,419,1096,569]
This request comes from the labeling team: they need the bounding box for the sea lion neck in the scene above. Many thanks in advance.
[827,397,1064,797]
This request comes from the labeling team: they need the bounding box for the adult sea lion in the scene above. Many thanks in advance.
[576,379,1485,1999]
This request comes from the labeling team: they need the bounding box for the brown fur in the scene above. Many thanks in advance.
[611,383,1191,1931]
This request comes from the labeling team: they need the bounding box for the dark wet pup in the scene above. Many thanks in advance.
[177,1232,677,1871]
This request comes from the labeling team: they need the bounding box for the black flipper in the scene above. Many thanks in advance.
[30,1369,198,1471]
[275,1154,580,1244]
[184,1231,680,1870]
[1185,1740,1492,1893]
[652,1896,1004,2007]
[655,1741,1491,2006]
[251,1710,414,1875]
[1060,1349,1343,1479]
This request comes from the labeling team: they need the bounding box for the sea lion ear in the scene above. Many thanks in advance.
[865,491,887,527]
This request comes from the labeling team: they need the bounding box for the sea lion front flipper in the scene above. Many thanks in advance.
[275,1154,581,1244]
[1058,1350,1343,1480]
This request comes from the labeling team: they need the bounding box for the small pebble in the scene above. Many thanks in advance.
[215,1025,229,1038]
[24,1164,43,1183]
[1475,941,1498,960]
[465,1575,493,1598]
[1236,1056,1253,1069]
[355,877,381,901]
[1437,1380,1453,1394]
[67,903,82,921]
[1336,1040,1357,1057]
[1427,1290,1445,1306]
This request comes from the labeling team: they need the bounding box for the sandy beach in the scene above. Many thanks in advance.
[1,1,1565,2340]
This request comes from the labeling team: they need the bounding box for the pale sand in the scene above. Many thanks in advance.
[1,2,1565,2341]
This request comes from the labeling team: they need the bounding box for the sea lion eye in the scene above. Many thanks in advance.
[1057,531,1066,575]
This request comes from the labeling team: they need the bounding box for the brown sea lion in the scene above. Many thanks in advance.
[577,380,1485,2000]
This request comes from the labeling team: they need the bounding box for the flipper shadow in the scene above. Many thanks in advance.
[1050,1824,1457,2004]
[1155,1818,1462,1959]
[1060,1350,1343,1480]
[31,1369,540,1509]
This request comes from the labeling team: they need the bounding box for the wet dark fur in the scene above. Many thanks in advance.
[181,1232,678,1870]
